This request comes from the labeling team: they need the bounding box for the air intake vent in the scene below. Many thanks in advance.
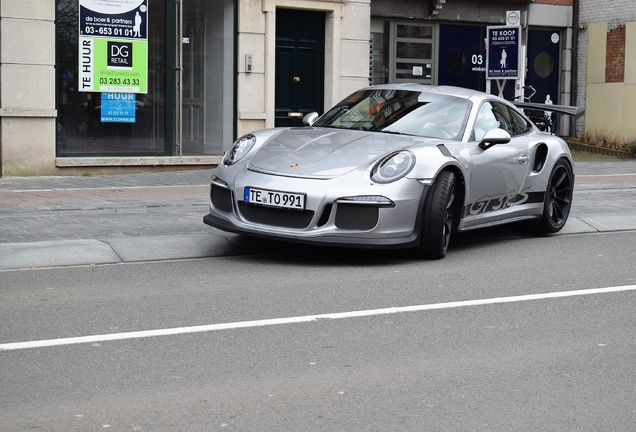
[211,185,233,213]
[317,204,333,227]
[335,204,379,230]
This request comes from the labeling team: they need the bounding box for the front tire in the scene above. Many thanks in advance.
[417,171,457,259]
[538,159,573,233]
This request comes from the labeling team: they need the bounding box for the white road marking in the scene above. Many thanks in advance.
[2,284,635,351]
[577,174,636,178]
[6,185,208,193]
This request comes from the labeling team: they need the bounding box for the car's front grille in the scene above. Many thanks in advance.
[211,185,233,213]
[334,204,379,230]
[238,202,315,229]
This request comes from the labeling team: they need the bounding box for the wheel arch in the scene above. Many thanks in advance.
[558,154,574,176]
[437,163,466,233]
[413,163,466,243]
[536,156,574,233]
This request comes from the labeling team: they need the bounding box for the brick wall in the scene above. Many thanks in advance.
[534,0,573,6]
[606,25,625,83]
[576,0,636,135]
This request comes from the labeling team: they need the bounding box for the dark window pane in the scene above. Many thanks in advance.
[397,25,433,39]
[396,42,432,59]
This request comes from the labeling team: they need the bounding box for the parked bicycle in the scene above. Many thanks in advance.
[515,85,554,133]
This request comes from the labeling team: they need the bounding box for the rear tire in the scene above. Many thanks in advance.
[538,159,573,233]
[417,171,456,259]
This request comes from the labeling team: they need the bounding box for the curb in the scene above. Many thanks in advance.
[566,141,634,159]
[0,233,239,270]
[1,214,636,270]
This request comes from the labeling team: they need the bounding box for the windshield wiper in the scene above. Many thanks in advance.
[380,129,414,136]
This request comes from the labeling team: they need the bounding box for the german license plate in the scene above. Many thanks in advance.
[244,187,305,210]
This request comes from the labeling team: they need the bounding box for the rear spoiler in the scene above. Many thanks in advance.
[513,102,585,120]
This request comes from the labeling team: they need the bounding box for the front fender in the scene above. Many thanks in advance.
[407,145,467,183]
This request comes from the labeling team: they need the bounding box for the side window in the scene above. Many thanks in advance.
[508,106,532,135]
[473,102,500,141]
[491,102,531,136]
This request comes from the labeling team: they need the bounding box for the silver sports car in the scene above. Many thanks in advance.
[204,84,582,259]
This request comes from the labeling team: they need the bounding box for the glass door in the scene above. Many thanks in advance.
[175,0,235,156]
[391,22,435,84]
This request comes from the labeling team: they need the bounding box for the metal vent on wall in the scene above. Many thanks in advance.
[432,0,445,16]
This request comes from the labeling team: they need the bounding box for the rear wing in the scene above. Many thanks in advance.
[513,102,585,120]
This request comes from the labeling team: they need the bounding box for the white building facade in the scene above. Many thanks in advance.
[0,0,576,176]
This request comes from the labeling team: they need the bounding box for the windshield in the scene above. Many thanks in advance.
[314,89,471,140]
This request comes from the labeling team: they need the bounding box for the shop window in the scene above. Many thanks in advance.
[56,0,235,157]
[56,0,168,155]
[445,48,466,75]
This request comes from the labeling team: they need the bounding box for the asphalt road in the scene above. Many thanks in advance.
[2,230,636,431]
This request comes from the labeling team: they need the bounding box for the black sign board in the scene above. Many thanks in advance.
[486,26,521,80]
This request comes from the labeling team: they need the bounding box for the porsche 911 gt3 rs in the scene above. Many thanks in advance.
[204,84,582,259]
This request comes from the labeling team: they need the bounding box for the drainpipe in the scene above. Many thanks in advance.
[570,0,579,136]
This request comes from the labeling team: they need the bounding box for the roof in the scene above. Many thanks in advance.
[360,83,490,100]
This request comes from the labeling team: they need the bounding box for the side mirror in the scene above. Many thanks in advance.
[479,128,511,150]
[303,112,319,126]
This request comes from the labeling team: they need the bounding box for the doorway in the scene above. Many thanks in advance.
[176,0,234,155]
[438,24,487,92]
[275,9,325,127]
[526,29,561,105]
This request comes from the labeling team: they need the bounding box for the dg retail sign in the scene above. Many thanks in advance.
[486,26,521,80]
[78,0,148,93]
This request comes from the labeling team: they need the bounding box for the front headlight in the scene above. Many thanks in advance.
[223,134,256,166]
[371,151,416,183]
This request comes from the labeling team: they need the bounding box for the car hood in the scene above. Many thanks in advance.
[248,127,434,177]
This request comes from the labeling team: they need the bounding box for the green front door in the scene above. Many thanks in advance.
[275,9,325,127]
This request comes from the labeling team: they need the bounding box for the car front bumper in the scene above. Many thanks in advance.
[203,171,430,249]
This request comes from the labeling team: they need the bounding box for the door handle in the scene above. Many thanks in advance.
[293,76,301,83]
[518,154,529,164]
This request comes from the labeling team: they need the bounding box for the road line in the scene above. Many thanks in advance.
[2,284,636,351]
[5,185,208,193]
[577,174,636,178]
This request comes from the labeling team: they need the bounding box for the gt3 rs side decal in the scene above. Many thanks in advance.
[462,187,545,217]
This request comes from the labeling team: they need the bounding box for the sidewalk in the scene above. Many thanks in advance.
[0,169,267,269]
[1,162,636,270]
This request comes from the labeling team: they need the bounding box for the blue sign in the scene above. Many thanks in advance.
[486,26,521,80]
[101,92,136,123]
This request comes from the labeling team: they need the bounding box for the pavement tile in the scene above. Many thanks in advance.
[577,213,636,232]
[559,218,598,234]
[102,233,239,262]
[0,163,635,270]
[0,239,121,269]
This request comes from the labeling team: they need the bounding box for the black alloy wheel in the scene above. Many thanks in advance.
[418,170,457,259]
[539,159,573,233]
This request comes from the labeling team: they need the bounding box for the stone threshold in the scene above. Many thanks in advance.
[566,140,634,159]
[56,156,223,167]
